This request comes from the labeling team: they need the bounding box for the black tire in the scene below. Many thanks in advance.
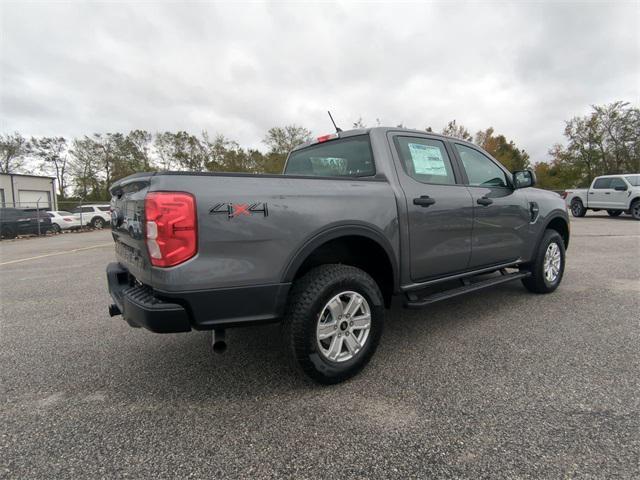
[283,264,384,384]
[522,230,566,294]
[1,224,18,239]
[91,217,105,229]
[51,223,62,233]
[570,199,586,217]
[630,199,640,220]
[606,210,622,217]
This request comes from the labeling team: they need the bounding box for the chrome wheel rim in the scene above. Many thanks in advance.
[94,219,103,229]
[543,242,561,283]
[316,291,371,363]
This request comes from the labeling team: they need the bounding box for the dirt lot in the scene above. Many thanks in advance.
[1,213,639,479]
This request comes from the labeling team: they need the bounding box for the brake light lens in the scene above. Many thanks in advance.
[317,133,338,143]
[144,192,197,267]
[560,191,568,199]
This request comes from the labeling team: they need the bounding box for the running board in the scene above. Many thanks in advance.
[405,271,530,308]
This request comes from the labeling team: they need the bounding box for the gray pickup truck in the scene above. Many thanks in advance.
[107,127,570,383]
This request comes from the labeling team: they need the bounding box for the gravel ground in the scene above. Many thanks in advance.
[1,213,639,479]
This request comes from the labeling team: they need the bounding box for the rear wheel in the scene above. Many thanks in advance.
[91,217,105,229]
[522,230,566,294]
[570,199,586,217]
[606,209,622,217]
[631,199,640,220]
[283,264,384,384]
[51,223,62,233]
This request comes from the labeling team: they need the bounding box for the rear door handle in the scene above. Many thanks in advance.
[477,197,493,206]
[605,192,611,195]
[413,196,436,207]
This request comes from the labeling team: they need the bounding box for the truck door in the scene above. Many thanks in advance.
[390,134,473,280]
[452,143,531,268]
[608,177,629,209]
[588,177,612,208]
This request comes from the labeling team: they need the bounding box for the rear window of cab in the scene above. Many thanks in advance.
[284,135,375,178]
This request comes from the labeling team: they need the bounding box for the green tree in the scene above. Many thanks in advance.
[30,136,69,198]
[154,131,207,172]
[263,125,312,155]
[0,132,29,173]
[262,125,312,173]
[441,120,472,141]
[474,127,530,172]
[548,101,639,188]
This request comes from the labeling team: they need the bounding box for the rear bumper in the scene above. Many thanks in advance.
[107,263,191,333]
[106,262,290,333]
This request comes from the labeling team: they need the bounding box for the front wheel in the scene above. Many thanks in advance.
[283,264,384,384]
[522,230,566,294]
[570,199,586,217]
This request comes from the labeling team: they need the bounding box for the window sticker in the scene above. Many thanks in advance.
[408,143,447,176]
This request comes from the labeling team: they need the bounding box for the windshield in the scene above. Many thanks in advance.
[625,175,640,186]
[284,135,375,177]
[57,211,73,216]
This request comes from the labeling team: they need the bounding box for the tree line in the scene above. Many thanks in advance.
[1,101,637,200]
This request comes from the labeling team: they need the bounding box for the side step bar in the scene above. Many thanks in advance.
[405,271,530,309]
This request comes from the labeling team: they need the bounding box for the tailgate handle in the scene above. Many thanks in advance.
[413,196,436,207]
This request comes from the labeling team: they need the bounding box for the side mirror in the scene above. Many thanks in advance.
[614,185,627,191]
[513,170,536,189]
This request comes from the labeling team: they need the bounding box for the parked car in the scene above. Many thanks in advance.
[106,127,570,384]
[72,204,111,229]
[47,211,82,233]
[0,207,53,239]
[562,174,640,219]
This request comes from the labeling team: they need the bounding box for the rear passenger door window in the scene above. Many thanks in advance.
[394,137,456,185]
[454,144,509,188]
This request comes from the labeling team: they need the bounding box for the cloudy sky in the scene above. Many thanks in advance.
[1,1,638,162]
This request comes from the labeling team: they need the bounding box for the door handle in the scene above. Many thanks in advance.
[605,192,611,195]
[413,196,436,207]
[589,192,595,194]
[477,197,493,206]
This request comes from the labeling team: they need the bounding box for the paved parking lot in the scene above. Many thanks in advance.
[1,214,639,479]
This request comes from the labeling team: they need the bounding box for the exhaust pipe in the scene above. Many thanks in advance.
[212,329,227,354]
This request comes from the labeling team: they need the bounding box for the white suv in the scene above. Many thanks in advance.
[72,204,111,229]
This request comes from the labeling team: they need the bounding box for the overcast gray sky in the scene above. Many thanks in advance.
[1,1,638,162]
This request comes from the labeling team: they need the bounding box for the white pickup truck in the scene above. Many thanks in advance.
[563,174,640,220]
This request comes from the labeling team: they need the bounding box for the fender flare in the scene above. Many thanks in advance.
[280,222,399,290]
[536,211,570,249]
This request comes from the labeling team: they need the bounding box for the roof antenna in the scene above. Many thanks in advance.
[327,111,343,133]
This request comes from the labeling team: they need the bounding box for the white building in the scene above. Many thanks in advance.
[0,173,58,209]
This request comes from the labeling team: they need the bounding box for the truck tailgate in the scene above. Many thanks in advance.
[109,173,154,285]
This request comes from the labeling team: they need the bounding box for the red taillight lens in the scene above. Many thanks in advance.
[63,217,73,221]
[560,191,568,199]
[144,192,197,267]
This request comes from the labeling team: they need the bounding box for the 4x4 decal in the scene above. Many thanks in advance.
[209,202,269,219]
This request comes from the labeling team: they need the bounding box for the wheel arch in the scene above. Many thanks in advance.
[542,213,570,249]
[281,224,399,308]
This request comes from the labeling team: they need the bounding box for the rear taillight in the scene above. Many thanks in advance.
[144,192,197,267]
[560,191,568,199]
[63,217,73,222]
